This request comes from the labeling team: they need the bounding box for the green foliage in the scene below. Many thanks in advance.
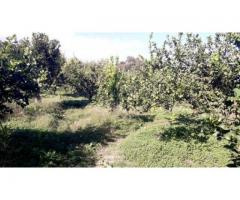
[0,32,65,118]
[119,111,232,167]
[63,58,100,101]
[114,33,240,166]
[1,32,240,167]
[1,95,145,167]
[97,57,121,109]
[207,87,240,166]
[118,33,239,114]
[118,70,149,112]
[0,122,12,166]
[0,35,40,118]
[31,33,64,91]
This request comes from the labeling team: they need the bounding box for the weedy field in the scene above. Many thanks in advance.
[1,95,232,167]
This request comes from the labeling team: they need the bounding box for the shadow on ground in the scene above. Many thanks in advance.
[61,93,80,98]
[158,113,240,167]
[60,99,90,109]
[228,155,240,167]
[0,122,121,167]
[127,114,155,122]
[159,114,215,143]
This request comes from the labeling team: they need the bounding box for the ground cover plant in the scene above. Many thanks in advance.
[1,32,240,167]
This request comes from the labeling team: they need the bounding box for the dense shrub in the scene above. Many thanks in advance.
[97,57,122,110]
[63,58,102,101]
[0,36,40,118]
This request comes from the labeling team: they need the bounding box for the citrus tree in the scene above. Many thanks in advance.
[0,35,39,118]
[63,58,101,101]
[97,57,122,110]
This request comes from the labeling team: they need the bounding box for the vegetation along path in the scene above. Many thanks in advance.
[1,33,240,167]
[1,94,234,167]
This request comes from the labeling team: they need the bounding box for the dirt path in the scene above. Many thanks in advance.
[95,137,125,167]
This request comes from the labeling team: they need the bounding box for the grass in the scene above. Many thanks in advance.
[1,96,233,167]
[117,107,232,167]
[1,95,144,167]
